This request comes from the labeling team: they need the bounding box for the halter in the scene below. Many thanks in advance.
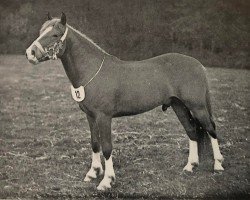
[33,27,68,60]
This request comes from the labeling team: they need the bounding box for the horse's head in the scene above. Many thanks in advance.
[26,13,68,65]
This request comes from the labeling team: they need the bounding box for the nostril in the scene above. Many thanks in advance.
[25,52,28,59]
[31,50,35,56]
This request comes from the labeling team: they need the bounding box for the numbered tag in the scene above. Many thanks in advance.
[71,85,85,102]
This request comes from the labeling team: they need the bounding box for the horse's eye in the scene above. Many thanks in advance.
[52,34,58,37]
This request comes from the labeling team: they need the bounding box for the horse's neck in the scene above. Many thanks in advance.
[60,28,105,87]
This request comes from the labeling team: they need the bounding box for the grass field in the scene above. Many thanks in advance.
[0,55,249,199]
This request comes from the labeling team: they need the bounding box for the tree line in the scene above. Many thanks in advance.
[0,0,249,68]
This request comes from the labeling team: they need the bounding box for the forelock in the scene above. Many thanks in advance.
[40,18,60,33]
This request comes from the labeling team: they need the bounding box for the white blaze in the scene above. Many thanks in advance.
[26,26,53,63]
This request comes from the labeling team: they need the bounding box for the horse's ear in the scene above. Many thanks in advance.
[47,12,52,20]
[60,12,66,25]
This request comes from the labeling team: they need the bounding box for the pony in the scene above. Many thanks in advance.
[26,13,224,191]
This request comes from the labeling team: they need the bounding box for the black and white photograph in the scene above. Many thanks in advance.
[0,0,249,199]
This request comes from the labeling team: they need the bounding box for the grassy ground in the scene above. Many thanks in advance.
[0,55,249,199]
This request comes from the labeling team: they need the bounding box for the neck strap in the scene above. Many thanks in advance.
[84,57,105,87]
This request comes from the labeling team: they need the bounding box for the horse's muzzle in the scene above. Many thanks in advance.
[25,47,40,65]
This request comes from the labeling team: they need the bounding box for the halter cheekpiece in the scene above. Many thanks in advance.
[33,27,68,60]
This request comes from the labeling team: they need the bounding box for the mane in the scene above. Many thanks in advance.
[39,19,109,55]
[67,24,109,55]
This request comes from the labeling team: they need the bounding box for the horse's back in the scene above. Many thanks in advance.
[163,53,206,79]
[148,53,205,71]
[135,52,208,89]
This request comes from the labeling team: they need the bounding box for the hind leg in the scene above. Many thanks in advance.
[210,136,224,171]
[172,101,199,172]
[191,107,224,171]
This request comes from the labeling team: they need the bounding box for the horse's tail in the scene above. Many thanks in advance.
[194,89,216,138]
[192,89,216,160]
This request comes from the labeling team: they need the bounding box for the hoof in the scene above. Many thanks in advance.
[97,176,115,191]
[214,164,224,171]
[214,160,224,171]
[183,162,198,172]
[97,183,111,191]
[183,163,193,172]
[84,175,94,182]
[84,167,103,182]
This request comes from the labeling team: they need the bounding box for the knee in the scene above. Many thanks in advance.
[102,143,112,160]
[92,141,100,153]
[186,125,198,141]
[187,131,199,141]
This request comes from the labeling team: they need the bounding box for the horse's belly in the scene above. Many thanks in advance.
[113,103,160,117]
[113,88,169,117]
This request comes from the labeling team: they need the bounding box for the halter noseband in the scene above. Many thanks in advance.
[33,27,68,60]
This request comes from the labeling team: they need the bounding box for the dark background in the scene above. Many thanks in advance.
[0,0,249,68]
